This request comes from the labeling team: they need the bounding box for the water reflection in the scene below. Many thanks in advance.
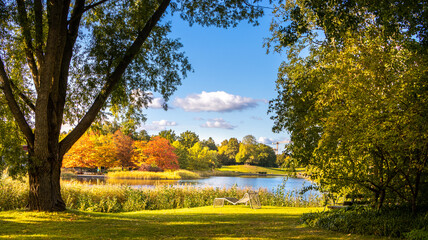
[63,175,316,194]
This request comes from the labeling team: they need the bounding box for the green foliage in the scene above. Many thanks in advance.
[157,129,177,143]
[218,138,239,165]
[187,142,218,170]
[201,137,218,151]
[0,109,27,178]
[235,135,277,167]
[268,2,428,211]
[178,130,200,149]
[302,207,428,238]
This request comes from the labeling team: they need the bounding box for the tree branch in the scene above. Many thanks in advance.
[16,0,40,91]
[0,81,36,111]
[60,0,171,156]
[34,0,45,63]
[0,57,35,147]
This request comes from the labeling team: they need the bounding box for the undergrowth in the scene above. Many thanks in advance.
[301,206,428,239]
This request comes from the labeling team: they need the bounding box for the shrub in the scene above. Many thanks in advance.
[301,206,428,238]
[138,163,163,172]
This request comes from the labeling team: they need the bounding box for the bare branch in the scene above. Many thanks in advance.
[5,80,36,111]
[60,0,171,156]
[83,0,110,12]
[0,57,34,147]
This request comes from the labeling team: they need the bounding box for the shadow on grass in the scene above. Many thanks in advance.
[0,207,391,240]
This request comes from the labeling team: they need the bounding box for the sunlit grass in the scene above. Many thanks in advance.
[106,170,200,180]
[0,206,392,239]
[217,165,288,175]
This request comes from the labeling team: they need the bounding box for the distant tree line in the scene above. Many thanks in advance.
[62,125,278,171]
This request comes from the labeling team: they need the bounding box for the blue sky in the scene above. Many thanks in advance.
[140,11,290,150]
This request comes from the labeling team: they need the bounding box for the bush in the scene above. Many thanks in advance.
[138,163,163,172]
[301,206,428,238]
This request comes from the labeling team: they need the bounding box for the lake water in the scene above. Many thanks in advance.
[64,175,317,194]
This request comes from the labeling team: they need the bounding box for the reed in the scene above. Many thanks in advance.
[0,176,323,212]
[0,176,28,211]
[106,170,200,180]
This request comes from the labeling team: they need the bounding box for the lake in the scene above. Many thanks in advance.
[64,175,317,194]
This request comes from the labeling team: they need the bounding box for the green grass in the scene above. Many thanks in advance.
[217,165,289,175]
[0,206,392,239]
[106,170,200,180]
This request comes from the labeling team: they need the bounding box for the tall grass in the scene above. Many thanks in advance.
[0,176,28,210]
[0,176,323,212]
[106,170,200,180]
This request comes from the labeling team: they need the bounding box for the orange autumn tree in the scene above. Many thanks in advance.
[113,130,135,169]
[63,131,118,169]
[138,136,179,170]
[132,140,148,166]
[63,132,96,168]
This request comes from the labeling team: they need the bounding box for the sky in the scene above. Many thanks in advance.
[139,11,290,151]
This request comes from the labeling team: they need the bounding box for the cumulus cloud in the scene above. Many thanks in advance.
[174,91,261,112]
[148,97,165,109]
[201,118,236,130]
[141,120,177,131]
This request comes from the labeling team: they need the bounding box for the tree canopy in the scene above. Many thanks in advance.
[268,0,428,212]
[0,0,273,211]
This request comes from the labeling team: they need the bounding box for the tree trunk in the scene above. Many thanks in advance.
[28,152,65,211]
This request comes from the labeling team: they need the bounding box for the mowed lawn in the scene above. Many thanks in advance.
[0,206,391,240]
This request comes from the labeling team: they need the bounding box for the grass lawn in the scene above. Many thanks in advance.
[0,206,391,239]
[217,165,289,175]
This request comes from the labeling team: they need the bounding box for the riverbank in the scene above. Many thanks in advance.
[61,165,302,180]
[0,206,390,239]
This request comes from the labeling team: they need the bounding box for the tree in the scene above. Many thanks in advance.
[172,140,189,169]
[113,130,135,169]
[63,131,118,169]
[0,0,268,211]
[187,142,218,170]
[256,143,276,167]
[218,137,240,165]
[268,2,428,212]
[201,137,218,151]
[140,136,179,170]
[178,130,200,149]
[133,129,151,142]
[158,129,177,143]
[236,135,258,164]
[132,140,148,166]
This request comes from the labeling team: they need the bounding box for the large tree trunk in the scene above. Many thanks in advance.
[28,151,65,211]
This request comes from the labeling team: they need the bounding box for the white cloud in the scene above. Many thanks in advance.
[194,117,204,121]
[148,97,165,109]
[141,120,177,131]
[174,91,260,112]
[258,137,277,145]
[201,118,236,130]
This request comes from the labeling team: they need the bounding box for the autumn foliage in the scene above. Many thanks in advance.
[140,136,179,170]
[63,131,179,170]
